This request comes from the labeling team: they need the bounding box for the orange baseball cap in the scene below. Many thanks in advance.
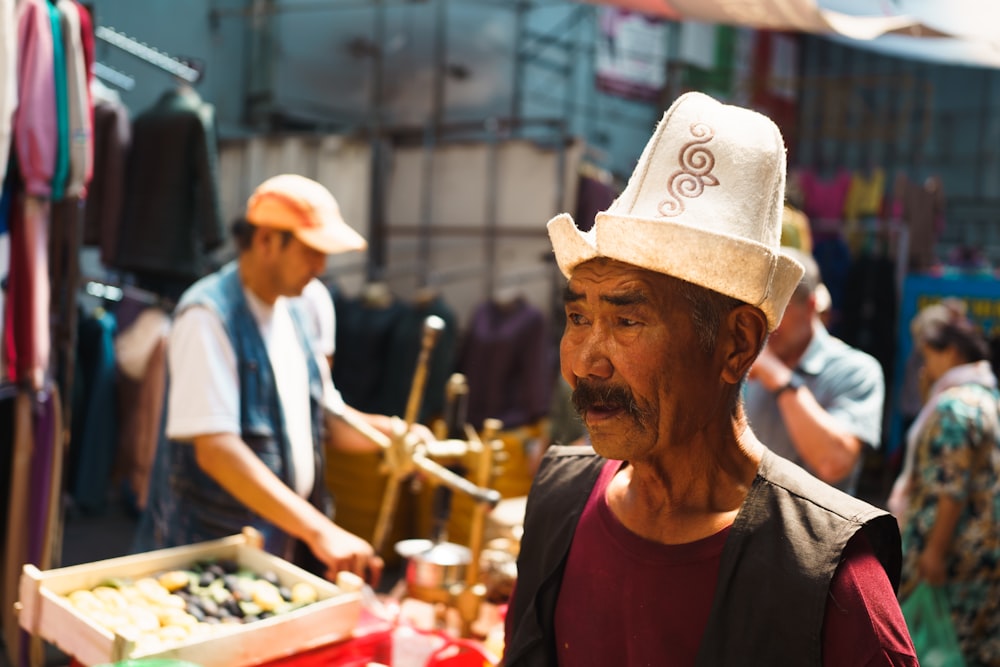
[245,174,368,255]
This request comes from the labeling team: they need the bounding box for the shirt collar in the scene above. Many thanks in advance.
[796,324,831,377]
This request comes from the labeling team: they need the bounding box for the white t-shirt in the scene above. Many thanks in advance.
[295,278,336,359]
[166,285,346,498]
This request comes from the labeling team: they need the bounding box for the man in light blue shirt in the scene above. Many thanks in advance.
[746,247,884,495]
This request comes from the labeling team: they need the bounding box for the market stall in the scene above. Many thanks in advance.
[16,527,508,667]
[14,317,519,666]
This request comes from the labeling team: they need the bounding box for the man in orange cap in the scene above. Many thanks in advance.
[137,174,427,584]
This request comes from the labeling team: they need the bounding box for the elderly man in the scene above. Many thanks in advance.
[503,93,916,665]
[745,246,884,495]
[137,174,430,584]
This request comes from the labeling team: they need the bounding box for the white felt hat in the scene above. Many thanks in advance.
[548,91,804,331]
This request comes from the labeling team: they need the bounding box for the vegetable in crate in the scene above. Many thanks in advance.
[63,560,324,650]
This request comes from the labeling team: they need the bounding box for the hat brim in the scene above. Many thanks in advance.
[294,221,368,255]
[548,211,804,331]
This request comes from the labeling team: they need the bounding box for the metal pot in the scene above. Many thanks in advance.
[395,539,472,598]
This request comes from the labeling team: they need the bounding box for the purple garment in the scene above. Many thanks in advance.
[456,297,553,430]
[27,388,56,566]
[574,175,616,232]
[24,387,59,667]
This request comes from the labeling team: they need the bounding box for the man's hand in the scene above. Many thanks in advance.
[407,421,437,448]
[308,524,385,587]
[918,494,962,587]
[193,433,385,586]
[747,344,865,485]
[917,545,948,586]
[748,344,794,393]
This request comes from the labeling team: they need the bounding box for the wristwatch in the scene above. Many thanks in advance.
[773,372,805,398]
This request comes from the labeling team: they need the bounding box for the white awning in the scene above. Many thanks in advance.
[586,0,1000,69]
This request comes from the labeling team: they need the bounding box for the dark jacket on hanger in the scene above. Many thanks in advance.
[457,296,552,430]
[331,289,409,415]
[83,83,130,265]
[113,87,223,287]
[382,293,458,423]
[68,308,118,515]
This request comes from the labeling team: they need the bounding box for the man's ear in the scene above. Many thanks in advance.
[720,305,767,384]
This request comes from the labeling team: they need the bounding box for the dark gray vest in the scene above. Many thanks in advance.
[504,445,901,666]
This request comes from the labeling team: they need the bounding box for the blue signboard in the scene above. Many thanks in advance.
[888,273,1000,456]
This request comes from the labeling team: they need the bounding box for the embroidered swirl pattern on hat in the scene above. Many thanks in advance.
[658,122,719,218]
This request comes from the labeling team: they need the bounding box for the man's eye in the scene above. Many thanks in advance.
[619,318,639,327]
[567,313,587,326]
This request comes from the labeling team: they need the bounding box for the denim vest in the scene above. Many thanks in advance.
[138,262,329,563]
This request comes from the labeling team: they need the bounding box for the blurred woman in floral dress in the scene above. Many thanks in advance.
[890,300,1000,667]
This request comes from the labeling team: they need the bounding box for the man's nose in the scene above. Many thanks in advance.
[566,330,613,382]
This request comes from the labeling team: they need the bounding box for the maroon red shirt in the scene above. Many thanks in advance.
[554,459,917,666]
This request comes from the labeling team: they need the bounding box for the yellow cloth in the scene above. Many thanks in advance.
[781,204,812,254]
[844,168,886,222]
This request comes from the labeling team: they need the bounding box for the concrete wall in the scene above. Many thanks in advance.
[212,133,580,328]
[87,0,663,175]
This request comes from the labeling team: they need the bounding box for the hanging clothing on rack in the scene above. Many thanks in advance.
[1,384,61,663]
[331,284,410,415]
[5,0,91,388]
[113,84,223,298]
[781,203,812,253]
[0,387,14,657]
[67,306,117,515]
[74,0,94,98]
[56,0,93,200]
[797,168,851,240]
[2,389,32,657]
[456,295,553,431]
[48,0,94,423]
[844,167,885,224]
[892,173,946,273]
[839,251,897,384]
[13,0,58,199]
[0,172,12,380]
[329,284,459,423]
[0,0,16,172]
[3,191,50,389]
[574,163,617,233]
[83,79,130,265]
[46,0,69,201]
[49,196,81,400]
[0,0,9,377]
[381,289,458,423]
[843,167,885,257]
[26,386,61,567]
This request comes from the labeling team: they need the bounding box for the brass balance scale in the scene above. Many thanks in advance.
[339,315,510,637]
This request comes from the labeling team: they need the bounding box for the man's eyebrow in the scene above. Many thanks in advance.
[603,291,648,307]
[562,286,649,306]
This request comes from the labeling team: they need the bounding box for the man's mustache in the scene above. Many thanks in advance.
[572,379,649,426]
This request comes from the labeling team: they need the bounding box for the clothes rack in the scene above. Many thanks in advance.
[92,62,135,91]
[82,277,163,306]
[94,25,201,82]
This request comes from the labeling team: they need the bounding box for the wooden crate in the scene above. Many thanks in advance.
[16,530,362,667]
